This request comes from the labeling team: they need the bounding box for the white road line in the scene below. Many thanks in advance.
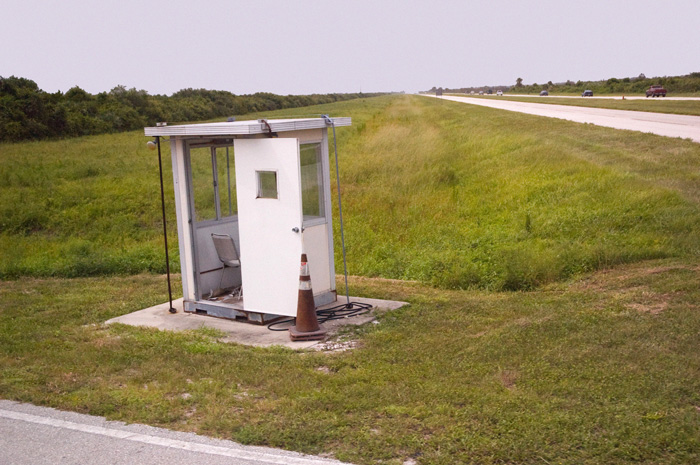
[0,408,346,465]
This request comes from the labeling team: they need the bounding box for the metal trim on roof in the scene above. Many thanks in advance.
[144,117,351,137]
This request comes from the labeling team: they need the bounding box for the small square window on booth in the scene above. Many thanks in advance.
[256,171,278,199]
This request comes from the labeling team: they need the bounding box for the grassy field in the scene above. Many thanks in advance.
[1,262,699,464]
[0,96,395,279]
[2,95,700,463]
[3,95,700,291]
[459,94,700,116]
[339,96,700,290]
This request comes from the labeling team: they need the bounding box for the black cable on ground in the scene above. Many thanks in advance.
[267,302,373,331]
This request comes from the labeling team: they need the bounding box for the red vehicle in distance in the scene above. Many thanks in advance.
[646,85,667,97]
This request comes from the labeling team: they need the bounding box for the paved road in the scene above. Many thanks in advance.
[0,400,351,465]
[428,95,700,143]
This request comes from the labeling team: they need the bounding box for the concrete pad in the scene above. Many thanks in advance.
[105,297,407,350]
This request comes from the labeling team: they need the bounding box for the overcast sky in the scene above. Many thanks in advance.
[2,0,698,96]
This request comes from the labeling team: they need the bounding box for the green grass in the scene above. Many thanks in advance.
[2,94,700,463]
[462,94,700,116]
[1,262,699,464]
[338,96,700,289]
[3,95,700,291]
[0,96,395,279]
[0,132,175,277]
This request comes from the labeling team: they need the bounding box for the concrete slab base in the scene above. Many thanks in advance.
[105,297,407,350]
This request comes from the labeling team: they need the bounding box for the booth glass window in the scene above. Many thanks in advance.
[300,143,325,223]
[189,144,236,223]
[217,147,236,217]
[256,171,278,199]
[191,146,217,222]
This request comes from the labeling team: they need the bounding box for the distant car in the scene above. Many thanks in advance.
[646,85,667,97]
[497,90,503,96]
[479,90,484,95]
[470,91,475,95]
[582,90,593,97]
[540,90,549,96]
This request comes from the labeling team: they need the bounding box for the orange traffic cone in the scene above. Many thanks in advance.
[289,254,327,341]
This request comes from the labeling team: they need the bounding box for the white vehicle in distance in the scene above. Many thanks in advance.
[496,90,503,96]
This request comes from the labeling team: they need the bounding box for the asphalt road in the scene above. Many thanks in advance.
[0,400,350,465]
[428,95,700,143]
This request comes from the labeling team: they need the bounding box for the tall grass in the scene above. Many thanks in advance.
[336,96,700,290]
[0,96,395,279]
[0,133,176,278]
[2,95,700,290]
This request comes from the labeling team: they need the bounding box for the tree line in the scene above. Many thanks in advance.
[427,72,700,96]
[511,72,700,95]
[0,76,384,143]
[426,85,510,95]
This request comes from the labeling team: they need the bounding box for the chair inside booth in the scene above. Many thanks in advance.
[187,141,242,304]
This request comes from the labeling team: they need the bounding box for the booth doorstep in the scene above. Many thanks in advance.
[105,297,407,350]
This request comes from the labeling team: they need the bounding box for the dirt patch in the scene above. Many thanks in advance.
[641,266,681,276]
[571,262,694,294]
[315,340,361,352]
[513,315,554,327]
[349,275,420,285]
[613,287,676,315]
[622,288,678,314]
[90,333,122,348]
[499,369,518,390]
[626,301,669,315]
[566,261,699,315]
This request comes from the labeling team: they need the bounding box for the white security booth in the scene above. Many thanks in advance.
[145,118,350,323]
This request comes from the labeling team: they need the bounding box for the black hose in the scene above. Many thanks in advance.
[267,301,373,331]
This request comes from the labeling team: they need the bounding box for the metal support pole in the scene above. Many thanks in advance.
[226,147,233,216]
[324,116,351,307]
[156,136,176,313]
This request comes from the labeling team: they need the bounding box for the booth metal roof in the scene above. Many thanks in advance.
[144,117,351,137]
